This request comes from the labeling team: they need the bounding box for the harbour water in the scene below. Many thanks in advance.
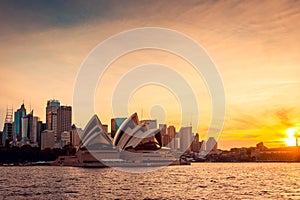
[1,163,300,199]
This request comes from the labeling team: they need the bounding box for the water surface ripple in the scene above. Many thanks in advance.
[1,163,300,199]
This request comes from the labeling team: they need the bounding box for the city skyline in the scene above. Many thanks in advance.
[0,1,300,149]
[1,99,299,150]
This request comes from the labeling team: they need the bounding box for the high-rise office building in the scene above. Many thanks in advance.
[57,106,72,141]
[14,104,26,141]
[21,111,33,141]
[46,99,60,135]
[31,116,39,143]
[37,121,46,147]
[167,125,176,149]
[159,124,168,146]
[178,127,193,153]
[191,133,201,153]
[70,124,82,148]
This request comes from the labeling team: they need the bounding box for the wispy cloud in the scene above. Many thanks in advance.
[1,1,300,149]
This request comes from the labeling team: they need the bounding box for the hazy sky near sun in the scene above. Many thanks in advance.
[0,0,300,149]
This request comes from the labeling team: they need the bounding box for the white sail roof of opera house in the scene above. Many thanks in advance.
[113,113,161,150]
[124,128,161,149]
[78,113,161,151]
[79,115,113,149]
[113,112,140,146]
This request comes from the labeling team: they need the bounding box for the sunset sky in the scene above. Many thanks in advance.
[0,0,300,149]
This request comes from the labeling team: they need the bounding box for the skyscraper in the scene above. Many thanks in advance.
[14,103,26,141]
[21,110,33,142]
[70,124,82,148]
[178,127,193,153]
[191,133,201,153]
[46,99,60,135]
[57,106,72,141]
[37,121,46,147]
[31,116,39,143]
[167,125,176,149]
[159,124,168,146]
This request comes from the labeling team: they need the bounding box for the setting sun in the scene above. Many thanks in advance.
[284,127,299,146]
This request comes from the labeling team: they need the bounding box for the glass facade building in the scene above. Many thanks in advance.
[14,104,26,141]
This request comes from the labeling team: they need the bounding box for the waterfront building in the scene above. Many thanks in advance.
[256,142,267,151]
[159,124,168,146]
[111,118,127,138]
[80,115,113,150]
[37,121,46,147]
[167,125,176,149]
[41,130,55,150]
[191,133,201,153]
[113,113,161,151]
[178,127,193,153]
[61,131,71,147]
[14,104,26,141]
[70,124,82,148]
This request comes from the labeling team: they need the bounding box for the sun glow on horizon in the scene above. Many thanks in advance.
[284,127,299,146]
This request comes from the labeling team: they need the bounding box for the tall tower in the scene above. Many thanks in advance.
[159,124,168,146]
[21,110,33,141]
[46,99,60,137]
[14,103,26,141]
[167,125,176,149]
[178,126,193,153]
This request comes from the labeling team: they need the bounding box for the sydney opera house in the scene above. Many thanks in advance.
[53,113,183,167]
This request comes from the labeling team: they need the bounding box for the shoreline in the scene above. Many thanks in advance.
[1,160,300,167]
